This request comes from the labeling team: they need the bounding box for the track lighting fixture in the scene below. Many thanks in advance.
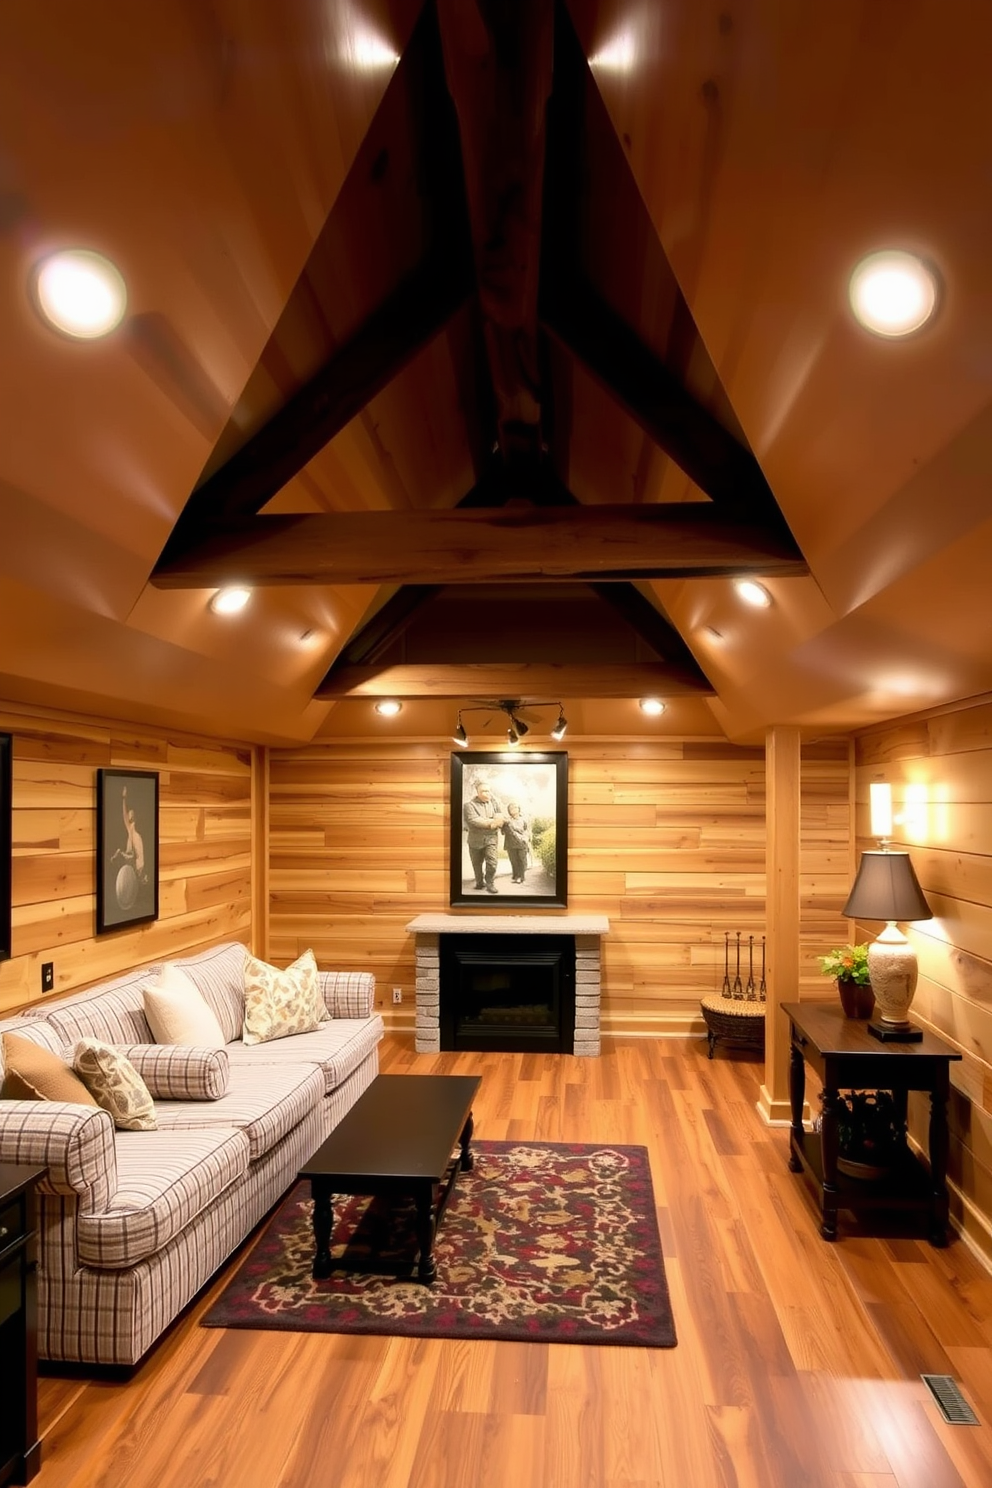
[451,700,566,747]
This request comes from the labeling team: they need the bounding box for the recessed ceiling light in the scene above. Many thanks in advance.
[209,587,251,615]
[734,578,772,608]
[848,250,938,338]
[639,698,666,716]
[33,249,127,339]
[374,700,402,716]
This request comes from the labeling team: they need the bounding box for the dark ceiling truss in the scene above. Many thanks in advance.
[150,0,807,709]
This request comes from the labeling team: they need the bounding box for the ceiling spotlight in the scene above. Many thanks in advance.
[33,248,127,339]
[639,698,666,716]
[374,700,402,717]
[848,249,938,338]
[734,578,772,608]
[453,718,468,747]
[512,716,530,738]
[506,725,520,746]
[551,710,568,741]
[209,587,251,615]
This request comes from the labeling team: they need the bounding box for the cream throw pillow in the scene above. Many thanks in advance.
[142,962,226,1047]
[1,1032,99,1105]
[73,1039,157,1130]
[242,948,323,1046]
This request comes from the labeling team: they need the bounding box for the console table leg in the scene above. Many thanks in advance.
[311,1180,334,1279]
[415,1183,438,1284]
[928,1070,951,1247]
[819,1087,841,1240]
[788,1041,805,1172]
[459,1111,475,1171]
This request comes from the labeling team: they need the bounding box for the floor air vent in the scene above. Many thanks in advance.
[921,1375,980,1425]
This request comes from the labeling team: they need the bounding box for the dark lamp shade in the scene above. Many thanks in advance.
[842,850,933,922]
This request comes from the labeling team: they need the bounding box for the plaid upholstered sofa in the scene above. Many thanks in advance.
[0,941,383,1368]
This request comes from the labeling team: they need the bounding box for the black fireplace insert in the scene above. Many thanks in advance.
[439,934,576,1053]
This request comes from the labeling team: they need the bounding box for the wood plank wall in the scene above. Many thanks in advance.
[268,736,851,1034]
[0,702,254,1015]
[854,698,992,1264]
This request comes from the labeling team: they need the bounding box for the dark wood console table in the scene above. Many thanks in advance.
[782,1002,961,1246]
[0,1164,44,1486]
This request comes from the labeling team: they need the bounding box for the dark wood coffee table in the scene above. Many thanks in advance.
[298,1074,481,1284]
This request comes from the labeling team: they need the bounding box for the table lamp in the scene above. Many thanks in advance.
[841,849,932,1041]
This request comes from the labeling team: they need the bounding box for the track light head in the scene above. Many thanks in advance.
[512,716,529,738]
[453,717,468,746]
[551,710,568,741]
[506,725,519,745]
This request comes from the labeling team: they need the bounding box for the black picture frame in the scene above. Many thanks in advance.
[96,768,159,934]
[450,751,568,908]
[0,733,11,961]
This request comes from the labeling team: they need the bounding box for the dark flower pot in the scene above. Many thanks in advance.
[837,978,875,1019]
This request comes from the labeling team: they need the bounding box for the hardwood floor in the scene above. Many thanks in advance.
[35,1036,992,1488]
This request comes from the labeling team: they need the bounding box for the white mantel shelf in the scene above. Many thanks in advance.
[406,914,610,935]
[407,914,608,1056]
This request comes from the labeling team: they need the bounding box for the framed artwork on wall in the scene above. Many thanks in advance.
[0,733,11,961]
[450,750,568,909]
[96,768,159,934]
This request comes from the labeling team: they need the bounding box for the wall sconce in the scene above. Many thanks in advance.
[869,782,893,843]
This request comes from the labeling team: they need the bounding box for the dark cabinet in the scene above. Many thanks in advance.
[0,1165,44,1487]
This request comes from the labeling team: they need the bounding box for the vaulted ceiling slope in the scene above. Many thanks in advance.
[2,1,991,746]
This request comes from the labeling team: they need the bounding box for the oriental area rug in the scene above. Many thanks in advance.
[202,1141,676,1347]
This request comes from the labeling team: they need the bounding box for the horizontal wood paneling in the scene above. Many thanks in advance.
[855,697,992,1264]
[0,702,254,1013]
[268,737,850,1024]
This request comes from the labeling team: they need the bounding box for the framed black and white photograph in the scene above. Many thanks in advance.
[450,751,567,909]
[0,733,11,961]
[96,768,159,934]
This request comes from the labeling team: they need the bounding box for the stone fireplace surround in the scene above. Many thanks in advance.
[406,914,609,1056]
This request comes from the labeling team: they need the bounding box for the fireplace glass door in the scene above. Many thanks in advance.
[439,935,575,1053]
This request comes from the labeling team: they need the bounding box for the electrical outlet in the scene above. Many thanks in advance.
[392,987,403,1004]
[41,961,55,993]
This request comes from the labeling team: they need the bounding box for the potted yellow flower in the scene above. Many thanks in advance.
[819,943,875,1019]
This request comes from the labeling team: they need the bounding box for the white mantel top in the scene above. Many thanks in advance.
[406,914,610,935]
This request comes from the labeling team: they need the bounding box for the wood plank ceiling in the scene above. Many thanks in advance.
[3,1,992,744]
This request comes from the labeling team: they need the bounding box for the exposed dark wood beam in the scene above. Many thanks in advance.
[334,585,442,667]
[154,251,474,576]
[315,662,712,701]
[437,0,554,462]
[541,280,794,533]
[588,582,706,676]
[151,504,810,588]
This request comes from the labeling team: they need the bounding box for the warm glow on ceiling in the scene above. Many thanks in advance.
[734,578,772,608]
[33,249,127,339]
[848,250,938,337]
[209,587,252,615]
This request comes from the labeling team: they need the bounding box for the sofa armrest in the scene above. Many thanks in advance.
[113,1045,230,1101]
[318,970,376,1019]
[0,1101,117,1211]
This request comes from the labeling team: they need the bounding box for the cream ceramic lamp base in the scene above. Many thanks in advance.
[867,923,923,1042]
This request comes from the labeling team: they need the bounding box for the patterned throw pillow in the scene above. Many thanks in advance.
[1,1032,99,1105]
[142,962,226,1047]
[242,948,323,1046]
[72,1039,157,1130]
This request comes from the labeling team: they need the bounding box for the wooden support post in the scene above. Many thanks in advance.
[759,725,801,1124]
[251,745,270,963]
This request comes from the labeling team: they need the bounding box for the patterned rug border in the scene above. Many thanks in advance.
[202,1141,676,1348]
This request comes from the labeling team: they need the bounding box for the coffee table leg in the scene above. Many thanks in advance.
[311,1179,334,1279]
[459,1110,475,1171]
[415,1182,438,1284]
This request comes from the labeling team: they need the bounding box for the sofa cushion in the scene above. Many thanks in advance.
[169,942,249,1043]
[73,1041,157,1131]
[141,963,226,1048]
[44,977,155,1048]
[223,1016,385,1095]
[76,1126,250,1268]
[1,1032,99,1105]
[114,1045,230,1102]
[242,948,325,1046]
[150,1062,324,1161]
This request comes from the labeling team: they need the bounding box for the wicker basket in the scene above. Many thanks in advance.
[700,992,766,1058]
